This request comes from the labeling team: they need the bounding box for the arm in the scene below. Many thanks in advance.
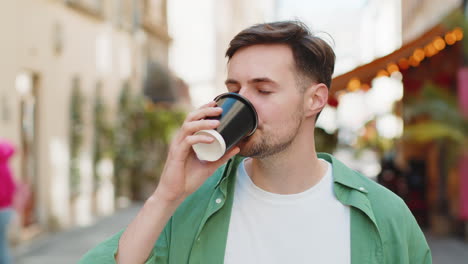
[406,209,432,263]
[81,101,239,264]
[114,192,179,263]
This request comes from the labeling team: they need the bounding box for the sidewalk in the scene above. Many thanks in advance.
[13,203,141,264]
[13,203,468,264]
[426,233,468,264]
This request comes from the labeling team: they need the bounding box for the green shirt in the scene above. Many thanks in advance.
[80,153,431,264]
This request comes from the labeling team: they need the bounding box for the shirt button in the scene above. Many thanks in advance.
[215,198,222,204]
[359,187,366,192]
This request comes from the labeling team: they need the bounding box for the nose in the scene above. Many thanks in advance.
[237,87,252,100]
[236,88,258,116]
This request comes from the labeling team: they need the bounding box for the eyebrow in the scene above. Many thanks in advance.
[225,77,278,86]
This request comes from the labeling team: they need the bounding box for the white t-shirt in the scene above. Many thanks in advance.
[224,159,350,264]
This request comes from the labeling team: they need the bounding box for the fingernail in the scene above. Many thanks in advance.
[210,120,219,125]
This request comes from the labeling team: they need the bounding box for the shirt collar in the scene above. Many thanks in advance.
[217,153,369,193]
[317,153,369,194]
[215,152,378,226]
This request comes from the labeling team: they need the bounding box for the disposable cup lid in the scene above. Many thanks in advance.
[192,130,226,162]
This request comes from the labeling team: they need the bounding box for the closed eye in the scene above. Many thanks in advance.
[258,90,271,94]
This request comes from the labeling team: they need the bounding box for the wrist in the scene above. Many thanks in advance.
[151,187,185,208]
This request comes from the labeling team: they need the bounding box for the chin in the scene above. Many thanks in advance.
[237,134,257,156]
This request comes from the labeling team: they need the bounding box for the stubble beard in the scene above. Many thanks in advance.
[238,108,303,159]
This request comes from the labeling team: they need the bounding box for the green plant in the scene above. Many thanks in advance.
[92,82,114,190]
[315,127,338,154]
[114,81,134,199]
[69,77,84,198]
[113,82,186,200]
[403,82,468,166]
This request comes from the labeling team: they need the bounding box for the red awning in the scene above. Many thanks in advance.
[330,24,447,95]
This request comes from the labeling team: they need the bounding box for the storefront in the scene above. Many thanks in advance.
[330,19,466,237]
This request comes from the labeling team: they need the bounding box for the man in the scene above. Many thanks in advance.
[80,21,431,264]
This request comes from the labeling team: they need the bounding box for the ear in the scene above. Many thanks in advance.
[304,83,329,118]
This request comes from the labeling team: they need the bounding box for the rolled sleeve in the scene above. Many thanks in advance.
[79,230,124,264]
[79,222,171,264]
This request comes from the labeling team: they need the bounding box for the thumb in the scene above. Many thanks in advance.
[211,147,240,168]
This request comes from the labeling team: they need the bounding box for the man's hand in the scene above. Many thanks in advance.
[154,101,240,203]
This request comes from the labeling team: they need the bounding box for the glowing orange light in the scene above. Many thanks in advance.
[444,32,457,45]
[409,56,420,67]
[398,58,409,70]
[347,78,361,92]
[424,44,438,57]
[433,37,446,51]
[453,27,463,41]
[413,48,425,62]
[387,63,399,74]
[376,70,389,77]
[361,83,371,92]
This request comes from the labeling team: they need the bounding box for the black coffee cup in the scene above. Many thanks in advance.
[192,93,258,161]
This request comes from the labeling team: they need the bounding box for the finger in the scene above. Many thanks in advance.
[211,146,240,167]
[174,101,221,144]
[185,105,222,122]
[173,134,216,161]
[203,101,218,108]
[177,119,220,142]
[172,119,218,146]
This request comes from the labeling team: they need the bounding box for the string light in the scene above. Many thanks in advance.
[361,83,371,91]
[413,48,425,62]
[453,27,463,41]
[398,58,409,70]
[408,56,420,67]
[433,36,446,51]
[424,43,438,57]
[377,69,389,77]
[347,78,361,92]
[331,27,465,107]
[444,32,457,45]
[387,63,399,74]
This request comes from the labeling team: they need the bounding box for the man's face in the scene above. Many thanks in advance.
[226,44,305,158]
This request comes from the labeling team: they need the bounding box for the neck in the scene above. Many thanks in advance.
[245,125,328,194]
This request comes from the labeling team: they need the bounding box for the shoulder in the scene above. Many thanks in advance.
[325,153,415,227]
[346,168,418,234]
[345,167,431,261]
[358,172,409,218]
[325,153,410,219]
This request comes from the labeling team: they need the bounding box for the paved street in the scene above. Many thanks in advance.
[13,204,141,264]
[427,233,468,264]
[13,203,468,264]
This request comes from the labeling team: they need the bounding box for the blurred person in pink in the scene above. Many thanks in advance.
[0,139,16,264]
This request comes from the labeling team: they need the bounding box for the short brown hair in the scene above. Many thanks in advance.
[226,20,335,90]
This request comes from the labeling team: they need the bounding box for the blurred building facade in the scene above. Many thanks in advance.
[168,0,275,108]
[331,0,466,238]
[213,0,276,96]
[0,0,171,240]
[398,0,465,237]
[402,0,462,43]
